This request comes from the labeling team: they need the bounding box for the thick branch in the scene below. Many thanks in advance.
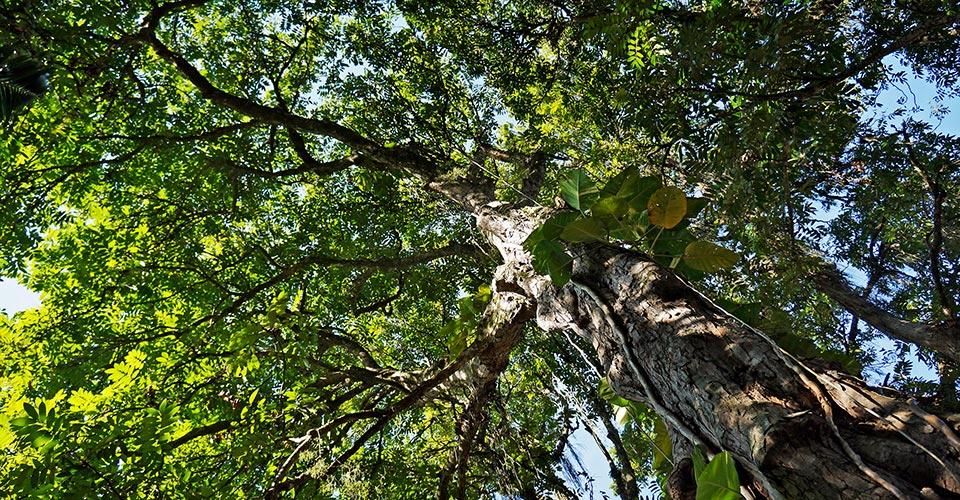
[229,153,363,179]
[813,264,960,364]
[164,419,234,450]
[520,151,548,203]
[267,288,533,497]
[353,274,405,315]
[140,32,379,154]
[680,13,959,103]
[439,386,491,500]
[751,13,959,102]
[132,1,501,211]
[88,121,262,144]
[200,242,486,326]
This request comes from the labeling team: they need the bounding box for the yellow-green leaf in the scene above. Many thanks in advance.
[647,186,687,229]
[695,451,741,500]
[683,241,738,272]
[651,415,673,472]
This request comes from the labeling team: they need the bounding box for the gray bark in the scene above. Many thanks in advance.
[478,205,960,499]
[813,264,960,365]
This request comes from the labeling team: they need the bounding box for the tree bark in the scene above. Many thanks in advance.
[812,264,960,365]
[478,205,960,499]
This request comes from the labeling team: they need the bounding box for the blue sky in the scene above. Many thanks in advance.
[0,277,40,315]
[854,59,960,383]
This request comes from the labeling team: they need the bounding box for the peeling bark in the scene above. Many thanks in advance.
[477,205,960,499]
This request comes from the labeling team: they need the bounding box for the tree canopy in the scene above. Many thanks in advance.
[1,0,959,498]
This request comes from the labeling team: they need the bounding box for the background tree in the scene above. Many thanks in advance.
[1,0,958,498]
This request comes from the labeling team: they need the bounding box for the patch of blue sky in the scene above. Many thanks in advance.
[849,57,959,384]
[0,278,41,316]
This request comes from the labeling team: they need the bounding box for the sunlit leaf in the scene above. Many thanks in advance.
[683,240,738,272]
[647,186,687,229]
[696,451,740,500]
[559,170,600,211]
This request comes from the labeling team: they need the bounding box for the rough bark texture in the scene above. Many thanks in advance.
[477,205,960,499]
[439,277,534,500]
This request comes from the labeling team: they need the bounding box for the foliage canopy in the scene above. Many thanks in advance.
[1,0,958,497]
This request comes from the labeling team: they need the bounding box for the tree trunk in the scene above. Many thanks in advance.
[478,205,960,499]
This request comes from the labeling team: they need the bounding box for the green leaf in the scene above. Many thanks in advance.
[560,217,605,242]
[448,328,468,356]
[695,451,741,500]
[599,167,635,197]
[559,170,599,211]
[620,174,662,207]
[682,241,738,272]
[651,416,673,472]
[525,212,579,251]
[591,196,628,221]
[523,226,545,251]
[541,212,580,240]
[31,434,53,450]
[609,225,640,242]
[598,379,631,408]
[23,403,37,420]
[615,406,631,425]
[674,260,706,281]
[692,445,707,479]
[716,299,765,327]
[530,240,573,286]
[650,228,695,256]
[598,378,615,400]
[647,186,687,229]
[545,257,573,286]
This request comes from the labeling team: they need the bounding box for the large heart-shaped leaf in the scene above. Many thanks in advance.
[695,451,741,500]
[560,170,599,211]
[683,240,738,272]
[621,174,662,207]
[599,166,636,197]
[591,196,628,221]
[530,240,573,285]
[541,211,580,240]
[647,186,687,228]
[560,217,605,242]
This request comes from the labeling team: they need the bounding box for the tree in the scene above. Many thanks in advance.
[1,0,959,498]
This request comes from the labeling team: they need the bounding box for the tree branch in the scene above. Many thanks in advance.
[267,289,533,497]
[813,263,960,363]
[86,121,262,144]
[198,242,486,326]
[694,13,960,103]
[164,419,234,450]
[228,153,363,179]
[137,29,378,154]
[128,1,505,211]
[906,140,958,324]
